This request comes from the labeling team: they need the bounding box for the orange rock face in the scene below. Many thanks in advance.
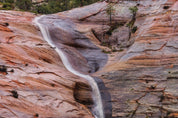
[0,11,93,118]
[0,0,177,118]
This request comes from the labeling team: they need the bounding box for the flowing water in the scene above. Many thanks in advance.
[34,16,104,118]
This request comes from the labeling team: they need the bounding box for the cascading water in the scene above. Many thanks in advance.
[34,16,104,118]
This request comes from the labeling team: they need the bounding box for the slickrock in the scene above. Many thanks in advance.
[58,1,177,117]
[95,0,178,118]
[0,0,177,117]
[0,11,93,118]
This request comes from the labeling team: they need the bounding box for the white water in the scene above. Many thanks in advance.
[34,16,104,118]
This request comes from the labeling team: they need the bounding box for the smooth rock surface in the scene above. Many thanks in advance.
[95,0,178,117]
[0,0,177,117]
[0,10,93,118]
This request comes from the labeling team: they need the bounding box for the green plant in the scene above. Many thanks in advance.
[2,2,14,10]
[129,6,138,14]
[5,0,14,3]
[16,0,32,11]
[132,26,137,33]
[127,20,135,28]
[34,4,51,14]
[106,4,115,24]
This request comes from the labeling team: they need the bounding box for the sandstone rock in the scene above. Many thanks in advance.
[96,0,178,117]
[0,11,93,118]
[0,0,177,118]
[0,25,12,32]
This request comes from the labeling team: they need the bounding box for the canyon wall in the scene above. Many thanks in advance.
[0,0,177,117]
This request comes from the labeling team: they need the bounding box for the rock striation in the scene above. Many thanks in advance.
[95,0,178,118]
[0,10,93,118]
[0,0,177,117]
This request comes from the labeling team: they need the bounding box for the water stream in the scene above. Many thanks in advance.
[34,16,104,118]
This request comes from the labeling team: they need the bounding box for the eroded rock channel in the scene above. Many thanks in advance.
[0,0,177,118]
[35,15,110,118]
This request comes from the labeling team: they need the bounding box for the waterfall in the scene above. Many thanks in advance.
[34,16,104,118]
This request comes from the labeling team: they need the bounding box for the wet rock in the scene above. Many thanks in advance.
[96,0,178,117]
[0,10,93,118]
[0,0,177,118]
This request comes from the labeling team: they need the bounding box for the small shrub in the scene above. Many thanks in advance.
[16,0,32,11]
[5,0,14,3]
[132,26,137,33]
[106,4,115,16]
[34,4,51,14]
[126,20,135,28]
[129,6,138,14]
[106,4,115,24]
[2,2,14,10]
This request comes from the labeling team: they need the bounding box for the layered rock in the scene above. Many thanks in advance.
[0,10,93,118]
[59,0,178,117]
[95,0,178,117]
[0,0,177,118]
